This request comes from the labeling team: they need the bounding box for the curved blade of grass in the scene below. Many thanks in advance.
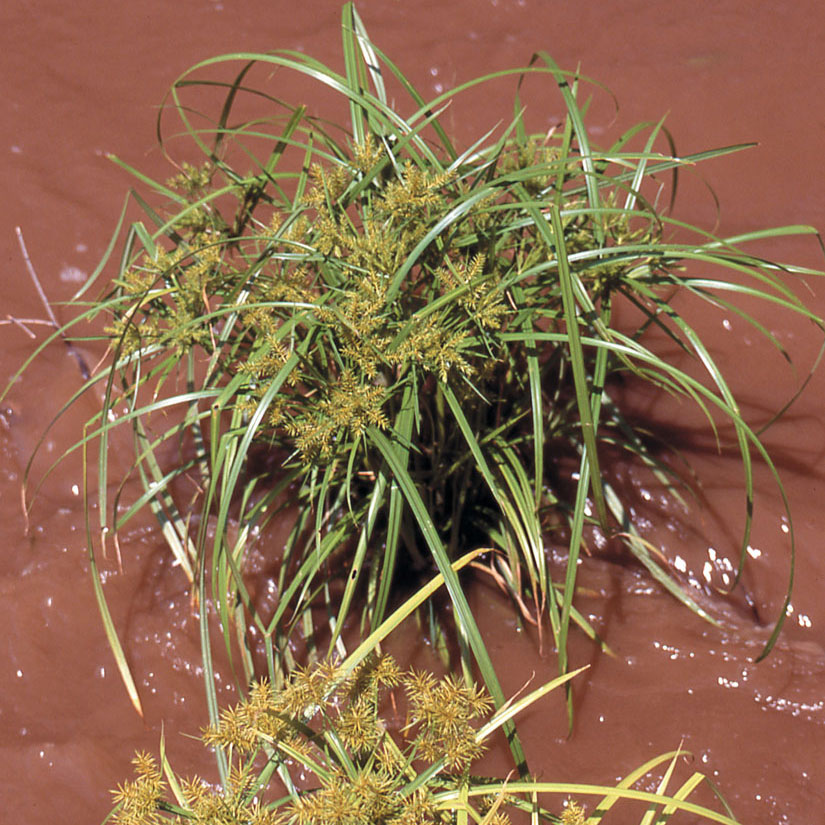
[588,748,694,822]
[502,327,791,643]
[475,665,589,744]
[536,53,604,246]
[342,547,486,673]
[545,203,608,527]
[367,382,416,630]
[82,426,143,718]
[440,384,556,644]
[329,465,389,653]
[437,779,740,825]
[368,426,528,774]
[197,545,228,785]
[342,3,388,142]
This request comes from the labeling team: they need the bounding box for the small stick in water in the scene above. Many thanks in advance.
[15,226,91,380]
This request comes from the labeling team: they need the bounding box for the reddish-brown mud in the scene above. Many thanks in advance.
[2,2,824,823]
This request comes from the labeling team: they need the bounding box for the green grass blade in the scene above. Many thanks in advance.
[368,426,528,774]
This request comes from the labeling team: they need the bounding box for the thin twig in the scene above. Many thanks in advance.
[1,316,55,338]
[15,226,91,380]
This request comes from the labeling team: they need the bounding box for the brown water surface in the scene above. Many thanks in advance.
[2,2,824,822]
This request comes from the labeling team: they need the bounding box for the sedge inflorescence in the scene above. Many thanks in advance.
[112,654,509,825]
[109,132,644,468]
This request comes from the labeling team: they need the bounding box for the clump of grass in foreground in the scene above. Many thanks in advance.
[14,3,823,726]
[109,578,741,825]
[111,668,739,825]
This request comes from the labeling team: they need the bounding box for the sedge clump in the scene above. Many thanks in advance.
[109,653,737,825]
[23,1,821,719]
[112,654,500,825]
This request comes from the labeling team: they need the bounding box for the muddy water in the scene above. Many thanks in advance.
[2,1,824,822]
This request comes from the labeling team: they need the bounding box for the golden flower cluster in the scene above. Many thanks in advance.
[112,655,501,825]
